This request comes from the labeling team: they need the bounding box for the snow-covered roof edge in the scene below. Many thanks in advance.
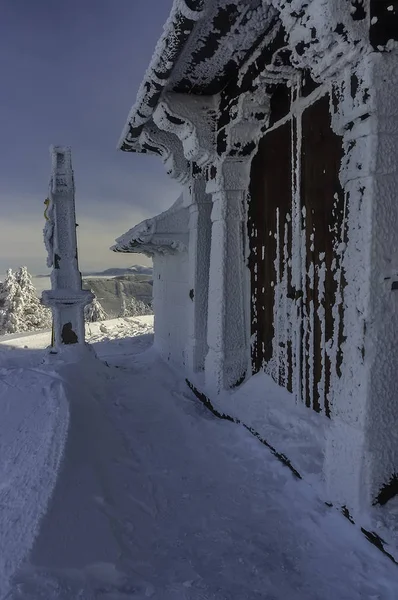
[118,0,206,152]
[111,195,188,257]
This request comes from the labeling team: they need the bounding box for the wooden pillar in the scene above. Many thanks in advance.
[204,160,250,393]
[324,52,398,513]
[42,146,93,348]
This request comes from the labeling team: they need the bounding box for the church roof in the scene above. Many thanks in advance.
[118,0,277,152]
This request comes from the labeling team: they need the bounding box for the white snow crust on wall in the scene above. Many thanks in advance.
[321,56,374,512]
[113,194,191,368]
[364,50,398,502]
[153,250,189,369]
[323,49,398,512]
[184,179,212,376]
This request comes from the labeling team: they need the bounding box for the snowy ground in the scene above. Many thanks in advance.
[0,317,153,354]
[1,317,398,599]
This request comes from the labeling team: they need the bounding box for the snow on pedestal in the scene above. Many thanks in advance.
[42,146,93,347]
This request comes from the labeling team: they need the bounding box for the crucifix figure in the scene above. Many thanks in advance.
[42,146,93,347]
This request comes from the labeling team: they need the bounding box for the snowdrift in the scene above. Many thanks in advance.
[0,365,69,599]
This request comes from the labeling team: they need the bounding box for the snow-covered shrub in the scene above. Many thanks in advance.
[84,293,108,322]
[120,296,153,318]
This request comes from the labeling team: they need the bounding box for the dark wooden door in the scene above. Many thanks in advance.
[249,119,293,391]
[249,91,345,415]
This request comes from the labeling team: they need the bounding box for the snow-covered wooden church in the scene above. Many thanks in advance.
[114,0,398,516]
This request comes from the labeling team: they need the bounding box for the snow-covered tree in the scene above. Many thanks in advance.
[0,269,13,310]
[0,267,51,334]
[84,293,107,322]
[120,296,153,318]
[15,266,52,331]
[0,269,25,333]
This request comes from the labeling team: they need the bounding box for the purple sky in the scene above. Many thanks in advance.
[0,0,180,275]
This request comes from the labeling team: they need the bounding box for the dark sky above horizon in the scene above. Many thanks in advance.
[0,0,180,276]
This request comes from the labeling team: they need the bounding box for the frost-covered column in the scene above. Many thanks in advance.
[323,51,398,513]
[202,88,267,393]
[184,172,212,374]
[364,50,398,510]
[205,160,250,392]
[42,146,93,347]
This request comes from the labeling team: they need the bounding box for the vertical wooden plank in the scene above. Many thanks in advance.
[284,210,293,393]
[248,144,265,374]
[291,113,302,401]
[301,94,344,415]
[249,121,292,383]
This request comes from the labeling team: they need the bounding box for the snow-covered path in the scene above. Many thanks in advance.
[0,367,68,600]
[2,324,398,598]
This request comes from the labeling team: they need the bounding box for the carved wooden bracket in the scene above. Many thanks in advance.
[223,89,270,159]
[272,0,368,81]
[153,92,218,168]
[139,126,190,184]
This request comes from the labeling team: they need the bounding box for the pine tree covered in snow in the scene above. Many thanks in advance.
[121,296,153,318]
[0,267,51,334]
[0,269,24,333]
[15,267,52,331]
[84,293,108,322]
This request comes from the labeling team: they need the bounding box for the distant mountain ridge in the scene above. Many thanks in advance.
[82,274,153,317]
[85,265,153,277]
[35,265,153,278]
